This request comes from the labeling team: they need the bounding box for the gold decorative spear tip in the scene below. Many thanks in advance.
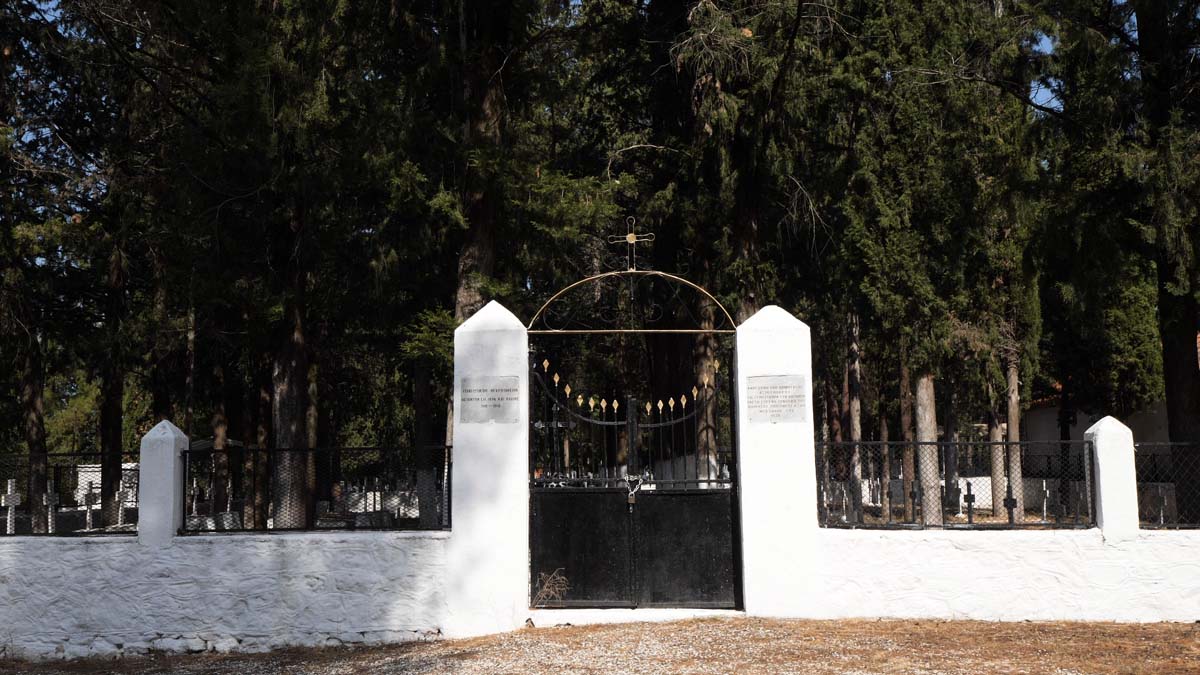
[692,385,699,399]
[645,402,652,414]
[576,394,584,407]
[657,400,664,412]
[681,394,688,408]
[553,373,560,387]
[589,396,596,411]
[668,397,675,411]
[613,399,620,412]
[601,398,608,411]
[564,383,571,396]
[542,359,550,372]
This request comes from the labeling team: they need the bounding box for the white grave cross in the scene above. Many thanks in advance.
[2,479,20,535]
[115,488,134,526]
[84,481,100,530]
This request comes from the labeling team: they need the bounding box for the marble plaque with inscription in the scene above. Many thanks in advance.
[460,375,520,423]
[746,374,808,424]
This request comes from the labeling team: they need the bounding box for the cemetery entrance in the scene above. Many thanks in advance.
[526,230,740,609]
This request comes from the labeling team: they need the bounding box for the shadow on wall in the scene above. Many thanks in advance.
[0,531,448,659]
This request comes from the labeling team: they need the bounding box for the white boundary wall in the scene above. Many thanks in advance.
[0,532,448,659]
[732,306,1200,625]
[805,529,1200,623]
[1,301,1199,660]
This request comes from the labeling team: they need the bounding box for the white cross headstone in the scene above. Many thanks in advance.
[84,481,100,530]
[2,479,21,535]
[43,480,59,534]
[115,488,134,526]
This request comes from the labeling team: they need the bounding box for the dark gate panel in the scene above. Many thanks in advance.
[530,489,632,607]
[528,349,740,609]
[635,490,737,608]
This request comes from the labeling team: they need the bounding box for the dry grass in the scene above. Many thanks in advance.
[4,617,1199,674]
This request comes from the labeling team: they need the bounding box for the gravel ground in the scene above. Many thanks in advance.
[4,618,1199,675]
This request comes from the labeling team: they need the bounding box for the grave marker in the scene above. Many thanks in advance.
[84,481,99,530]
[2,479,21,535]
[116,489,134,526]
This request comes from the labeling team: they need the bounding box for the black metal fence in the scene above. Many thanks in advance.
[1135,442,1200,529]
[817,441,1095,529]
[181,445,451,533]
[0,452,139,535]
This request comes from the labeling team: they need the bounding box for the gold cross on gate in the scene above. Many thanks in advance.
[607,217,655,271]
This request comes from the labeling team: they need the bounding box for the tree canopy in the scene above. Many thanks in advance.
[2,0,1197,465]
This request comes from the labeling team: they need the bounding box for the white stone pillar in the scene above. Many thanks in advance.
[735,305,817,616]
[443,301,529,637]
[1085,416,1139,542]
[137,420,188,547]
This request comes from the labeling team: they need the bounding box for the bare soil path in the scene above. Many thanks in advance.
[4,618,1199,674]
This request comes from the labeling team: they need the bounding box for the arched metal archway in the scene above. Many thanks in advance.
[527,269,736,335]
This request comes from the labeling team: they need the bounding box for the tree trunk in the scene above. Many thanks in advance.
[20,342,48,534]
[211,362,230,516]
[447,2,507,446]
[988,380,1006,517]
[694,299,719,480]
[943,376,959,514]
[184,299,196,436]
[900,355,915,522]
[98,362,124,528]
[414,360,441,529]
[879,405,891,521]
[149,246,173,421]
[272,202,311,529]
[99,263,125,528]
[847,314,863,521]
[1006,354,1024,522]
[245,359,272,530]
[915,373,942,526]
[306,359,320,522]
[1058,378,1075,518]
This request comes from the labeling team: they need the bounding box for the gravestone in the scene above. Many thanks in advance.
[2,479,20,535]
[115,488,135,526]
[83,482,99,530]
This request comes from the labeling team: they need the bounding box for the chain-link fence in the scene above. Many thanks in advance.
[0,452,139,535]
[817,441,1095,529]
[181,445,451,532]
[1135,442,1200,529]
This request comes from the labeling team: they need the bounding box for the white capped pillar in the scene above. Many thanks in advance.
[137,420,188,547]
[443,301,530,637]
[1085,416,1140,542]
[735,305,817,616]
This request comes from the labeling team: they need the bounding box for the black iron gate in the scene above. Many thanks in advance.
[529,359,739,609]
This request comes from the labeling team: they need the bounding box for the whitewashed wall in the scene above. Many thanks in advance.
[806,529,1200,622]
[0,532,448,660]
[1025,401,1170,443]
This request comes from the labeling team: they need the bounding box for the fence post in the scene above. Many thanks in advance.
[443,301,529,637]
[735,305,818,616]
[1084,416,1139,542]
[137,420,188,547]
